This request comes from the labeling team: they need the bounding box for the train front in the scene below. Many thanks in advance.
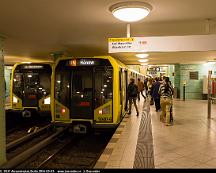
[53,57,116,133]
[11,63,52,117]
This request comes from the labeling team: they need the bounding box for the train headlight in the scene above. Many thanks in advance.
[98,105,110,115]
[61,108,66,114]
[44,97,50,104]
[13,96,18,103]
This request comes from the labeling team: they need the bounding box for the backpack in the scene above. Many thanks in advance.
[129,84,138,97]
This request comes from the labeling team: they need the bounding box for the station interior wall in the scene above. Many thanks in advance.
[174,63,216,100]
[4,66,12,104]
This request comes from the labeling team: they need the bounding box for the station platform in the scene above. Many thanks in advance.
[94,98,216,169]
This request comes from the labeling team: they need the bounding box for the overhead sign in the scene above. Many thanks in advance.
[108,34,216,53]
[108,37,147,53]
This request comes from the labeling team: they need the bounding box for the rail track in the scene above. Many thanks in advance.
[2,125,68,169]
[17,131,113,169]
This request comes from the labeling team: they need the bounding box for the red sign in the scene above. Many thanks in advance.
[79,102,90,106]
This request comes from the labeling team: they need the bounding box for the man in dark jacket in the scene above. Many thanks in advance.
[152,77,161,111]
[127,78,139,116]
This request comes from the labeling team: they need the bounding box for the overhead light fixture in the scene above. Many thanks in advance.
[205,61,216,65]
[138,59,149,63]
[141,63,148,66]
[22,62,31,64]
[136,53,149,58]
[109,1,152,22]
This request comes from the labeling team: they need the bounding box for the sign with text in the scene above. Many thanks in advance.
[108,37,147,53]
[108,34,216,53]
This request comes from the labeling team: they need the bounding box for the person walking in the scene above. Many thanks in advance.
[158,77,173,126]
[127,78,139,116]
[144,77,148,97]
[147,78,154,105]
[137,78,146,101]
[152,77,161,111]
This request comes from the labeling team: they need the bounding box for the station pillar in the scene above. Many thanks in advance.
[0,36,6,165]
[208,70,212,119]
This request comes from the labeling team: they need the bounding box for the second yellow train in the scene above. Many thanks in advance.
[10,62,53,117]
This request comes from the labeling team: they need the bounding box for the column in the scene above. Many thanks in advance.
[0,36,6,165]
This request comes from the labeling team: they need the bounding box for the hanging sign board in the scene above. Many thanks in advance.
[108,34,216,53]
[108,37,147,53]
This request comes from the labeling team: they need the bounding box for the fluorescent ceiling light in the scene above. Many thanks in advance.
[205,61,216,65]
[22,62,31,64]
[138,59,149,62]
[109,1,152,22]
[141,63,148,66]
[136,53,149,58]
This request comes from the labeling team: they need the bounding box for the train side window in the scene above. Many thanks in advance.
[119,70,122,91]
[94,66,113,108]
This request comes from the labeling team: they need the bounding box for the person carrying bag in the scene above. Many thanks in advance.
[127,78,139,116]
[158,77,173,126]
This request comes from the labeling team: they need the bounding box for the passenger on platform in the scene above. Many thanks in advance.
[147,78,154,105]
[127,78,139,116]
[152,77,161,112]
[144,77,148,96]
[158,77,173,126]
[137,78,146,101]
[147,78,153,96]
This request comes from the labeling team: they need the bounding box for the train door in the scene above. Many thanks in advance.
[124,70,128,111]
[70,67,93,119]
[119,69,123,117]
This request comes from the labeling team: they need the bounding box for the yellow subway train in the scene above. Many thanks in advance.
[10,62,53,117]
[51,56,144,133]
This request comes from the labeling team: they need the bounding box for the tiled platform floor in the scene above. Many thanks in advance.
[95,97,146,168]
[152,99,216,168]
[95,99,216,169]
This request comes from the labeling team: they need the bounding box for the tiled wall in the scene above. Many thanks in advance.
[174,64,216,100]
[4,66,12,104]
[168,65,175,86]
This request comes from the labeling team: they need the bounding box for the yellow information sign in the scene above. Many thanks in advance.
[108,38,134,42]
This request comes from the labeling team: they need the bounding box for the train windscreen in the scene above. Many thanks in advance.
[13,64,52,107]
[55,58,113,119]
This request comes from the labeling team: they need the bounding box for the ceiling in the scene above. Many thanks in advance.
[1,0,216,65]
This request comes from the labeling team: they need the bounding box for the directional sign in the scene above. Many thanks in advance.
[108,34,216,53]
[108,37,147,53]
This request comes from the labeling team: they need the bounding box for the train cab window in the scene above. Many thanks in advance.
[23,72,39,98]
[13,72,23,98]
[94,66,113,108]
[71,69,93,103]
[13,64,52,107]
[55,70,70,108]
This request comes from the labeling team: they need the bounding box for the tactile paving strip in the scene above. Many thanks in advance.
[133,102,155,168]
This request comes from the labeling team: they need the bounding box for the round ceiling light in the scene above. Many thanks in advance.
[109,1,152,22]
